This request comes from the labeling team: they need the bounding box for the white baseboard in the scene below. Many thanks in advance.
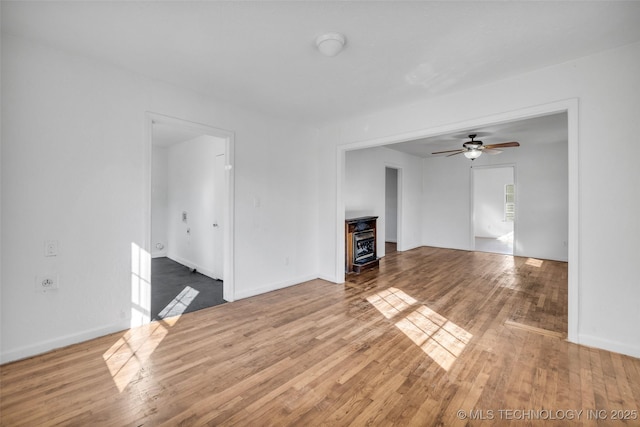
[578,333,640,359]
[167,254,220,281]
[317,274,339,284]
[0,321,130,364]
[397,242,423,252]
[152,250,167,259]
[234,274,319,300]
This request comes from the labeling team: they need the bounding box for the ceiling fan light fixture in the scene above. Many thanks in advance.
[316,32,346,57]
[464,149,482,160]
[430,133,519,159]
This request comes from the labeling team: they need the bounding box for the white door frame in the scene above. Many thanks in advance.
[336,98,578,343]
[384,165,402,251]
[145,112,235,303]
[212,152,226,280]
[470,164,516,255]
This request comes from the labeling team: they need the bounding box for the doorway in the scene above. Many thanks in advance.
[472,166,515,255]
[148,113,235,321]
[335,100,577,342]
[385,167,399,254]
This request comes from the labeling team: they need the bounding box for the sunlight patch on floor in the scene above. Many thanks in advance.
[396,305,472,371]
[526,258,544,267]
[103,322,168,392]
[498,231,514,243]
[368,288,472,371]
[366,287,417,319]
[105,242,201,392]
[103,285,199,391]
[157,286,200,320]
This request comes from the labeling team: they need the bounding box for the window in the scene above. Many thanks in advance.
[504,184,515,222]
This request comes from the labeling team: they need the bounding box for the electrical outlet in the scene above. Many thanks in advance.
[44,240,59,257]
[36,275,59,292]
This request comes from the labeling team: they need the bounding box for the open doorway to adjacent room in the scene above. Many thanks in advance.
[472,165,515,255]
[385,167,399,255]
[149,115,234,321]
[337,103,574,340]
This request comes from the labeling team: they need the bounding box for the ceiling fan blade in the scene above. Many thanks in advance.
[483,148,502,155]
[483,141,520,149]
[446,151,465,157]
[432,148,465,155]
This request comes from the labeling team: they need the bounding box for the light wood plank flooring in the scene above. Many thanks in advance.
[2,247,640,426]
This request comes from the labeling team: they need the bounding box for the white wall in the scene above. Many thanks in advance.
[2,33,639,364]
[318,41,640,357]
[166,135,224,279]
[423,139,568,261]
[151,146,169,258]
[344,147,423,257]
[513,141,568,261]
[0,35,319,363]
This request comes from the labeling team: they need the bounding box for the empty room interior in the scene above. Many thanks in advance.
[2,2,640,425]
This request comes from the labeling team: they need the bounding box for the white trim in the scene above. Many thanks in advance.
[383,164,402,256]
[336,98,579,344]
[578,334,640,359]
[566,99,580,344]
[397,167,404,251]
[233,275,319,300]
[166,255,219,281]
[0,321,129,364]
[145,112,236,304]
[336,148,346,283]
[317,274,338,283]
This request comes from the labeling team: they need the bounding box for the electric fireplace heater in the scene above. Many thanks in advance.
[354,230,375,263]
[345,216,379,274]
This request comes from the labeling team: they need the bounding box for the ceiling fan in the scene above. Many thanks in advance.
[431,134,520,160]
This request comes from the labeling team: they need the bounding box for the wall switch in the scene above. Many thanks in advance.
[44,240,59,257]
[36,274,58,292]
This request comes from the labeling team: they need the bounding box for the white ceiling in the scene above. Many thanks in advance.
[3,1,640,125]
[387,112,568,158]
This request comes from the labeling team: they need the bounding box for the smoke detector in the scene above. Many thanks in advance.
[316,32,346,57]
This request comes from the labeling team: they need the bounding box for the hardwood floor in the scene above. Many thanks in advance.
[2,247,639,426]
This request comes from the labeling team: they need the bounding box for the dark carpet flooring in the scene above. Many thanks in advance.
[151,257,226,321]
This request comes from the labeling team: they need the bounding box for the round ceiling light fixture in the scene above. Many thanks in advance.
[316,32,346,57]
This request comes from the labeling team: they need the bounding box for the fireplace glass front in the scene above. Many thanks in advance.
[354,230,375,263]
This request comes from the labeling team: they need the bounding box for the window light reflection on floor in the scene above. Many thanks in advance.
[366,287,417,319]
[395,305,472,371]
[368,287,472,371]
[526,258,544,268]
[103,285,199,392]
[103,322,168,392]
[157,286,200,320]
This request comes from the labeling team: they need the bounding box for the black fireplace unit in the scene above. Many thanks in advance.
[354,230,375,263]
[345,216,379,274]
